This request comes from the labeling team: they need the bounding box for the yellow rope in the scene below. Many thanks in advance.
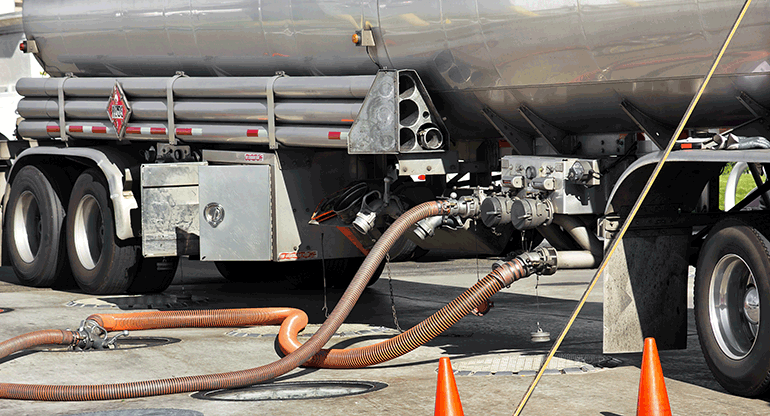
[513,1,754,413]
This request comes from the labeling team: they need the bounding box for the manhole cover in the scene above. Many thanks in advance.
[0,307,12,314]
[445,353,622,376]
[63,410,203,416]
[192,380,387,401]
[227,323,399,339]
[34,337,181,352]
[66,294,208,310]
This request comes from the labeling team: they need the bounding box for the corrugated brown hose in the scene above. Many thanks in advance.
[0,201,534,401]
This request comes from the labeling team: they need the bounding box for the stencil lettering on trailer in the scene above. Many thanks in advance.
[278,251,318,260]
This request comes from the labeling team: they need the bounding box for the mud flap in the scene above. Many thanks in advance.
[602,228,690,353]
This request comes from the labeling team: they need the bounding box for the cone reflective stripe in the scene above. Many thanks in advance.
[435,357,464,416]
[637,338,672,416]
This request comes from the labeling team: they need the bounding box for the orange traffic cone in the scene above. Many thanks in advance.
[435,357,464,416]
[637,337,672,416]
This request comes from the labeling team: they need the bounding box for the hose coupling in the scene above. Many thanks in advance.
[444,195,481,219]
[414,215,445,240]
[72,320,129,351]
[516,247,558,276]
[489,260,526,287]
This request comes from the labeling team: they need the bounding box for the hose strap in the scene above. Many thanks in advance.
[166,72,187,145]
[266,72,287,150]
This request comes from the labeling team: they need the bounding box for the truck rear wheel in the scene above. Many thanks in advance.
[4,166,68,287]
[66,169,139,294]
[128,257,179,293]
[695,218,770,397]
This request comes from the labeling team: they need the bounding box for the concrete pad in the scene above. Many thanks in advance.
[0,256,767,415]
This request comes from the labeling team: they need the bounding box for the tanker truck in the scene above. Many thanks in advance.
[5,0,770,398]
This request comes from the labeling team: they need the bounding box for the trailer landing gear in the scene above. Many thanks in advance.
[696,218,770,397]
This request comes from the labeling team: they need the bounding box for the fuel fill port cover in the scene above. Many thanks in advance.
[192,380,388,401]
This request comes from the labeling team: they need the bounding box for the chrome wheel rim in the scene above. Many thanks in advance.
[709,254,760,360]
[13,191,41,263]
[73,195,104,270]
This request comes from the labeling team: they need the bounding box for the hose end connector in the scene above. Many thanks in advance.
[72,319,129,351]
[516,247,558,276]
[443,195,481,219]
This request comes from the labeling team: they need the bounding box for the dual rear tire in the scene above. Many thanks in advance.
[5,167,177,294]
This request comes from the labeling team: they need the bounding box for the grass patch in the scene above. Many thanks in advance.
[719,163,764,210]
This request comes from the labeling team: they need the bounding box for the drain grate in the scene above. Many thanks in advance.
[192,380,387,401]
[35,337,181,353]
[0,307,12,314]
[445,353,622,377]
[66,294,208,310]
[62,409,203,416]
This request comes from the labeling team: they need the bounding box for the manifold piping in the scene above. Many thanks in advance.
[0,201,452,401]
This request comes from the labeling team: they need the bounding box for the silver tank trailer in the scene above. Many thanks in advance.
[21,0,770,140]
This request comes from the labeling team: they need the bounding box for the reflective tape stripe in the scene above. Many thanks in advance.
[176,128,203,136]
[68,126,109,134]
[125,127,168,135]
[247,129,260,137]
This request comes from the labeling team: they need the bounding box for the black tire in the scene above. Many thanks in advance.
[215,261,263,283]
[388,236,421,262]
[128,257,179,293]
[4,166,68,287]
[324,257,385,288]
[66,169,140,294]
[695,218,770,397]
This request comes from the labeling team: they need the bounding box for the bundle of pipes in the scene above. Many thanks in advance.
[15,76,375,148]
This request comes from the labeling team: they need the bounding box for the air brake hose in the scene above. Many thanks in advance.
[0,200,453,401]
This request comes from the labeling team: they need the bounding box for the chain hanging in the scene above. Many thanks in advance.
[321,233,329,318]
[386,253,404,333]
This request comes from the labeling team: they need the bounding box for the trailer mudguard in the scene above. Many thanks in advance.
[8,147,138,240]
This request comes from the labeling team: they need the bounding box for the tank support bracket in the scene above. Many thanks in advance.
[481,107,533,155]
[519,105,569,154]
[620,100,674,150]
[736,91,770,118]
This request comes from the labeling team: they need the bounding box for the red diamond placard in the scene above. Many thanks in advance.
[106,82,132,138]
